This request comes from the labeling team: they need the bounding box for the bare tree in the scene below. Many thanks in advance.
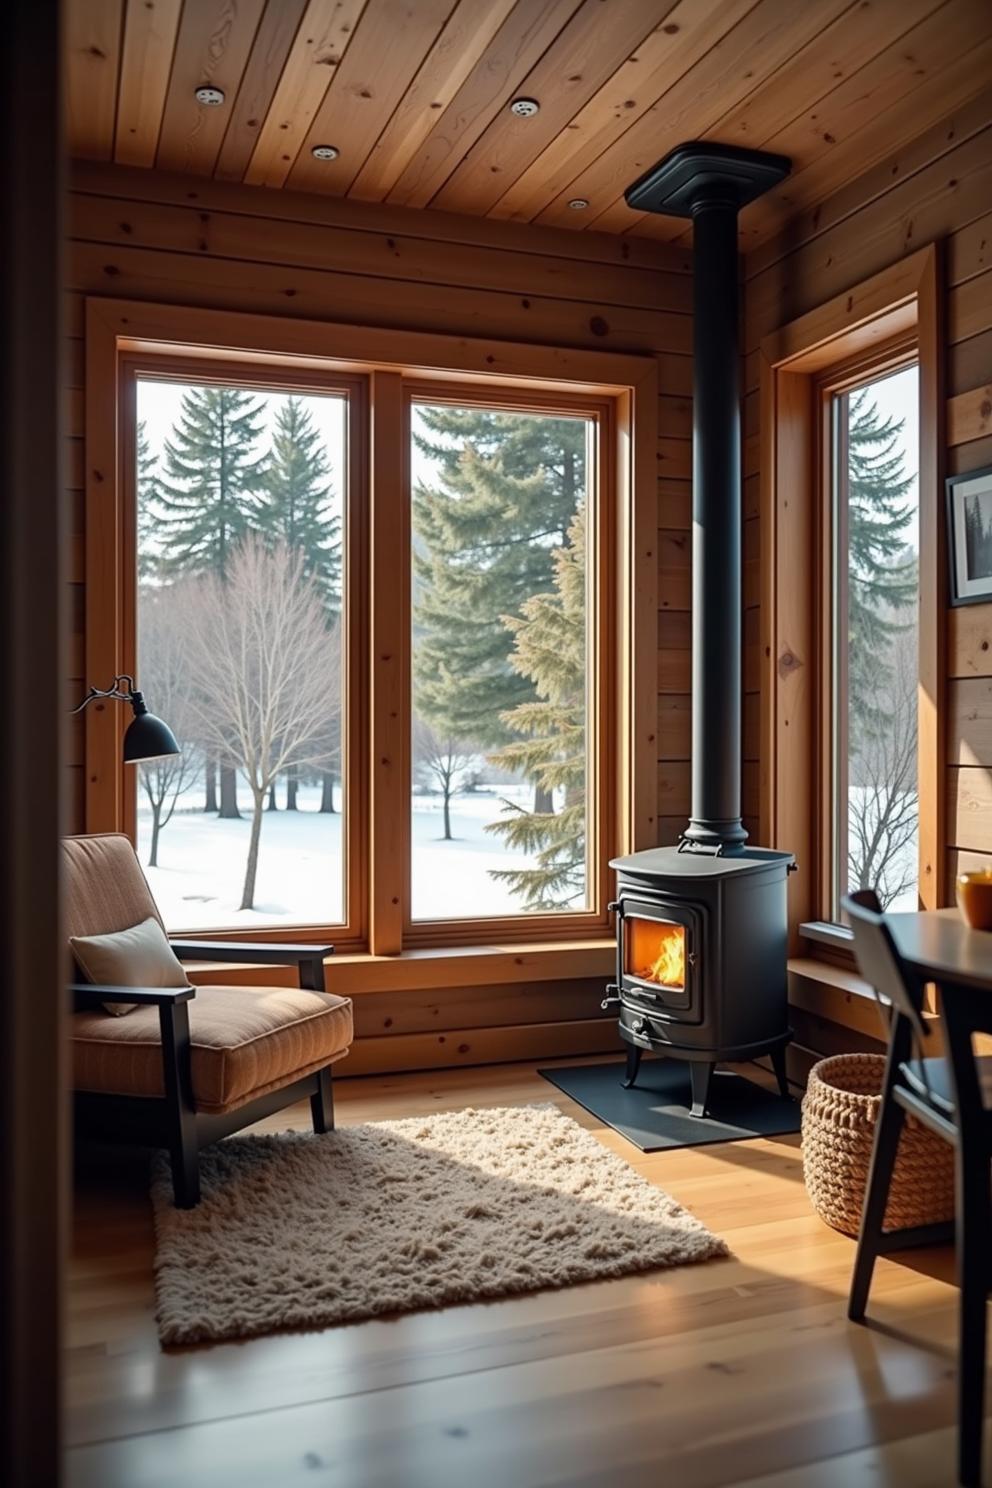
[137,585,199,867]
[413,717,475,841]
[847,625,918,908]
[178,537,340,910]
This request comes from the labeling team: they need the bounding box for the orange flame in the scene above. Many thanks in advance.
[647,928,686,987]
[628,919,686,988]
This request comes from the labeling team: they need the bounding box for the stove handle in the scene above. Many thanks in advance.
[600,984,621,1011]
[609,898,625,1005]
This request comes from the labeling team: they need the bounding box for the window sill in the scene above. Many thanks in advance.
[183,938,615,994]
[787,955,887,1042]
[800,920,854,950]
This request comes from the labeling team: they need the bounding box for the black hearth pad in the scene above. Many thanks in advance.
[539,1059,801,1153]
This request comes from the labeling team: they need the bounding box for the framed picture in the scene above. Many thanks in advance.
[947,464,992,606]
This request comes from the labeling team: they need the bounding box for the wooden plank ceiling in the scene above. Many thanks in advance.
[65,0,992,246]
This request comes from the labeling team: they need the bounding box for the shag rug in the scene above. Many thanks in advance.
[151,1103,727,1346]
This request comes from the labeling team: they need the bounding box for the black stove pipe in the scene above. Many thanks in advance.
[684,191,747,851]
[625,144,791,853]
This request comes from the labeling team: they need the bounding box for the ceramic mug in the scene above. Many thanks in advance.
[956,868,992,931]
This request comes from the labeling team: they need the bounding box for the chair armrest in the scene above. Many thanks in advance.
[169,941,334,964]
[70,982,196,1010]
[169,941,333,992]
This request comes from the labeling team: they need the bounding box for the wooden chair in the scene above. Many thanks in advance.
[65,834,353,1208]
[844,889,992,1487]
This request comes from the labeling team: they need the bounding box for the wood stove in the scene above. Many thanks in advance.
[605,143,796,1117]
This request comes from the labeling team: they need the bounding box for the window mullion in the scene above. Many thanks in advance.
[368,369,408,955]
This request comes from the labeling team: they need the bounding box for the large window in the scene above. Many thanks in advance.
[87,309,648,951]
[134,375,351,929]
[829,364,920,915]
[410,400,597,922]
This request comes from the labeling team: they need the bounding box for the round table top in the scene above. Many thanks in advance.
[885,908,992,991]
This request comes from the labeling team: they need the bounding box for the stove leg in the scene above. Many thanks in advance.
[622,1044,642,1089]
[689,1061,715,1119]
[771,1044,791,1101]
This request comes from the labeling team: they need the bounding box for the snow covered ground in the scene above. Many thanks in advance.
[137,780,562,929]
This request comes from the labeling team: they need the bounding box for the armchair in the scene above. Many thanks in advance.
[65,834,353,1207]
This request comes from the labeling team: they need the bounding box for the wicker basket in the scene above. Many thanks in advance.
[801,1053,955,1237]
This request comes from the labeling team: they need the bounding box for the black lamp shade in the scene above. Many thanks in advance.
[123,707,180,764]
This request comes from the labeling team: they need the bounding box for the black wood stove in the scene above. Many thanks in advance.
[604,142,795,1118]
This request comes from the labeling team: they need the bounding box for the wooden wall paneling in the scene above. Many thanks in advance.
[114,0,182,168]
[243,0,368,189]
[349,0,518,204]
[744,88,992,282]
[66,239,687,358]
[69,157,691,271]
[949,385,992,446]
[540,0,854,233]
[64,0,124,162]
[717,1,992,252]
[67,189,691,313]
[155,0,267,177]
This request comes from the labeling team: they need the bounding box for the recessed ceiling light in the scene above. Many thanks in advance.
[568,198,589,210]
[311,145,340,161]
[194,85,226,107]
[510,97,540,118]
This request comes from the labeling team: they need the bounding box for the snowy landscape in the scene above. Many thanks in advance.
[138,780,547,928]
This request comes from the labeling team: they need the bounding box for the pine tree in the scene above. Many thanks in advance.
[136,421,160,579]
[152,385,266,817]
[154,385,266,580]
[847,389,916,734]
[486,506,589,912]
[412,407,586,814]
[256,396,341,614]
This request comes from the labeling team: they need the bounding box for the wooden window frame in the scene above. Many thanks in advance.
[759,246,944,959]
[85,298,658,956]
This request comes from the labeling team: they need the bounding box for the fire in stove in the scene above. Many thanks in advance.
[627,918,686,990]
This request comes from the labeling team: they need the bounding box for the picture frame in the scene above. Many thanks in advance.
[947,464,992,606]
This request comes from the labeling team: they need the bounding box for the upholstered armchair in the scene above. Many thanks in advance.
[64,834,353,1207]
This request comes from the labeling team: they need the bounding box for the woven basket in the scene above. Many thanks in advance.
[801,1053,955,1237]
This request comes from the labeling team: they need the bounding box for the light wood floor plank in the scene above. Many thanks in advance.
[66,1056,974,1486]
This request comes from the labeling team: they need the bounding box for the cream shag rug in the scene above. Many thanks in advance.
[151,1103,727,1345]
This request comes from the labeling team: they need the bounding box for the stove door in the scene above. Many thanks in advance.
[618,897,704,1022]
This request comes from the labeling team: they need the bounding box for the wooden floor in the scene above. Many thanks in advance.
[66,1057,971,1487]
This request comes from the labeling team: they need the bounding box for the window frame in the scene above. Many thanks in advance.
[84,298,658,954]
[758,247,944,963]
[401,380,618,948]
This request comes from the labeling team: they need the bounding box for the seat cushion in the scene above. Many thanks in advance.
[72,985,353,1115]
[901,1055,992,1116]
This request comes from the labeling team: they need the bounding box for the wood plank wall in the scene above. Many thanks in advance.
[64,161,693,1072]
[743,86,992,898]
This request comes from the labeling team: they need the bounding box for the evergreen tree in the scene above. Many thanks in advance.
[486,506,589,912]
[256,396,341,613]
[153,385,266,580]
[847,389,916,733]
[136,421,160,579]
[412,407,586,813]
[152,385,266,817]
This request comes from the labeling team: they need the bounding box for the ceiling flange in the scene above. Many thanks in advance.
[624,142,790,217]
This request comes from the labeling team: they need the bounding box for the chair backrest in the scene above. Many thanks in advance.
[61,833,165,945]
[843,889,930,1045]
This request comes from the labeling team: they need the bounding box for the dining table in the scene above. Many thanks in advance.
[884,905,992,993]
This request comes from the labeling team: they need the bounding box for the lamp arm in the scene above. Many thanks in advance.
[70,675,137,714]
